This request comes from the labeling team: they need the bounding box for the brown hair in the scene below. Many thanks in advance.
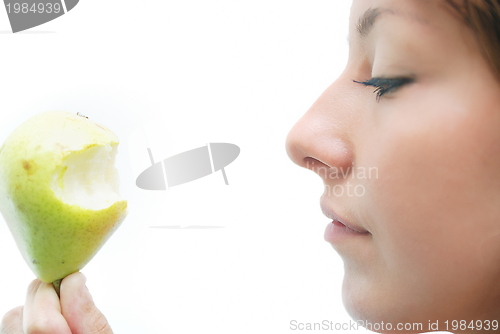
[444,0,500,80]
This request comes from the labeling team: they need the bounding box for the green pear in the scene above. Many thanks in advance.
[0,111,128,287]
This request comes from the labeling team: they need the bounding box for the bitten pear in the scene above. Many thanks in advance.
[0,111,128,284]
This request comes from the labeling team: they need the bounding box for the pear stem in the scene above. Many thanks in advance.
[52,279,62,298]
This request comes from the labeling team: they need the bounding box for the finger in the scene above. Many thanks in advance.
[60,272,113,334]
[0,306,23,334]
[23,278,72,334]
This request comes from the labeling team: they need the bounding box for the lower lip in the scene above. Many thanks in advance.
[324,220,370,243]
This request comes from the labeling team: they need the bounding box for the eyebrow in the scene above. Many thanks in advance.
[355,7,429,39]
[356,7,395,37]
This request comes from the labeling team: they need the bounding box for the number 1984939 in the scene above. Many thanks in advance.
[5,2,61,14]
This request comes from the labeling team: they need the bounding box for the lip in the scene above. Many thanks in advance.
[320,199,370,243]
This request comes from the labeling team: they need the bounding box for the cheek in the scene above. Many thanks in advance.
[360,86,500,296]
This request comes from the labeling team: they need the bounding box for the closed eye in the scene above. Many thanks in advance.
[353,77,414,101]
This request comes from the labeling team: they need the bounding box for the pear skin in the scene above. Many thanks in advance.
[0,111,127,283]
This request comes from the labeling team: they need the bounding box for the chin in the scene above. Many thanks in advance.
[340,272,426,334]
[341,274,380,327]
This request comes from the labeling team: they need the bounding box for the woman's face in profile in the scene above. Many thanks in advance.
[286,0,500,330]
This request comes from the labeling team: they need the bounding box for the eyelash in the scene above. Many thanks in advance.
[353,77,414,101]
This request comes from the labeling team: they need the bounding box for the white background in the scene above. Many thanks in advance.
[0,1,442,334]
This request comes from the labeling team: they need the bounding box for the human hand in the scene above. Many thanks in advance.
[0,272,113,334]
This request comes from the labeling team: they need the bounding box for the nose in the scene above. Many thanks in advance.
[285,79,355,181]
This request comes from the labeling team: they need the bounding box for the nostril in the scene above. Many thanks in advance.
[303,157,331,177]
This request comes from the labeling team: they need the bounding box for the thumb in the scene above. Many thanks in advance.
[59,272,113,334]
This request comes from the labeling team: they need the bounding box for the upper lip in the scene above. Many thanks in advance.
[320,198,369,234]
